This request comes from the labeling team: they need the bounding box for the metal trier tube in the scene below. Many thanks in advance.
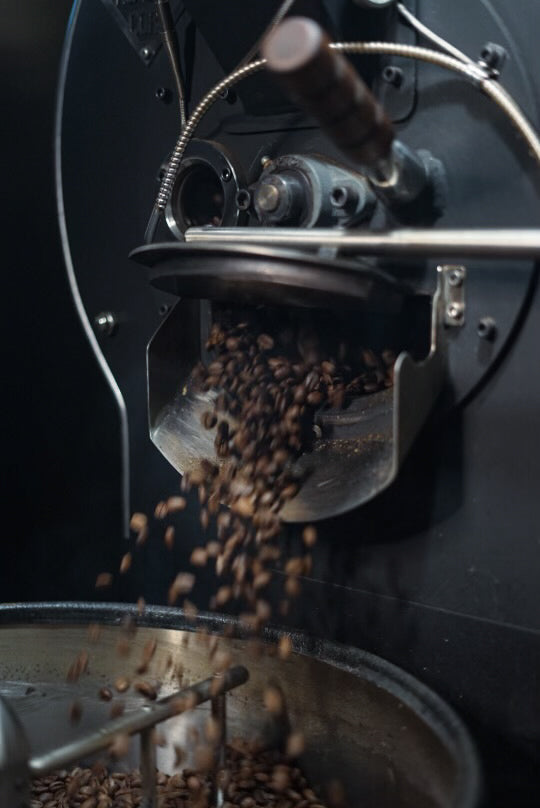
[211,682,227,808]
[140,727,158,808]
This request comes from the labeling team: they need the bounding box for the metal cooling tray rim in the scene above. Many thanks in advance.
[0,601,482,808]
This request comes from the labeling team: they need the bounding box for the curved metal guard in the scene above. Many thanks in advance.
[145,264,446,521]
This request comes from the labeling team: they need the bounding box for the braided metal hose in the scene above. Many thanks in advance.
[155,59,265,214]
[148,41,540,239]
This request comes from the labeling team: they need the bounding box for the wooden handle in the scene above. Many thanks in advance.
[262,16,394,166]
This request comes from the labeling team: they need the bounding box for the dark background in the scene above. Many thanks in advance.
[2,2,123,600]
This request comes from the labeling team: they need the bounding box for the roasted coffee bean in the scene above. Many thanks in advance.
[95,572,113,589]
[164,525,175,550]
[302,525,317,547]
[119,552,132,574]
[278,635,293,660]
[191,546,208,566]
[114,676,130,693]
[167,495,187,513]
[133,680,157,700]
[129,512,147,533]
[201,410,217,429]
[306,390,323,406]
[257,333,274,351]
[225,336,240,351]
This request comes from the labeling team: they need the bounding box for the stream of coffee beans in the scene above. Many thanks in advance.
[68,310,395,807]
[157,310,394,627]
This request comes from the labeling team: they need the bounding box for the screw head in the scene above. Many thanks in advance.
[448,268,464,287]
[221,167,232,183]
[330,186,349,209]
[382,65,404,88]
[446,303,463,321]
[94,312,117,337]
[235,189,252,211]
[140,46,153,61]
[155,86,171,103]
[477,316,497,341]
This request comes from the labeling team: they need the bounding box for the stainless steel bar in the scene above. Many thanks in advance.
[211,685,227,808]
[184,227,540,260]
[140,727,158,808]
[28,665,249,777]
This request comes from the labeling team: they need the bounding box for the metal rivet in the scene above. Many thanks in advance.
[221,168,232,183]
[94,312,117,337]
[382,65,404,88]
[235,190,252,211]
[140,46,153,61]
[477,317,497,341]
[155,86,171,103]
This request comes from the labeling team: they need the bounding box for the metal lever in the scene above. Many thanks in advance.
[0,666,249,808]
[262,16,394,168]
[262,16,443,210]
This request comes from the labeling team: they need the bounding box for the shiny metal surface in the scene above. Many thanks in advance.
[28,666,248,776]
[0,603,482,808]
[183,226,540,259]
[0,694,30,807]
[144,266,444,521]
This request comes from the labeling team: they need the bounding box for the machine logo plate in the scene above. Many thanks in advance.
[100,0,184,65]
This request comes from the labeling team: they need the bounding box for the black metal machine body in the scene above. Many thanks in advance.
[50,0,540,803]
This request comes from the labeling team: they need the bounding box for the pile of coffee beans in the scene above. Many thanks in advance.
[30,739,329,807]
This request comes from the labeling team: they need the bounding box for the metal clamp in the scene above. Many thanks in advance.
[440,264,466,327]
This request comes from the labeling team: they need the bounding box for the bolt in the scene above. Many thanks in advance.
[260,156,273,169]
[235,189,252,211]
[448,268,464,287]
[94,312,117,337]
[446,303,463,322]
[140,46,153,61]
[221,167,232,183]
[155,86,171,103]
[479,42,507,74]
[477,316,497,341]
[382,65,404,88]
[256,183,281,213]
[219,88,237,104]
[330,186,349,209]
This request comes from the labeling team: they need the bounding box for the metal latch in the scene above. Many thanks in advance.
[440,264,466,326]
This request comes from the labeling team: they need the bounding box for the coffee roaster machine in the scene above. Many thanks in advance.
[1,0,540,805]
